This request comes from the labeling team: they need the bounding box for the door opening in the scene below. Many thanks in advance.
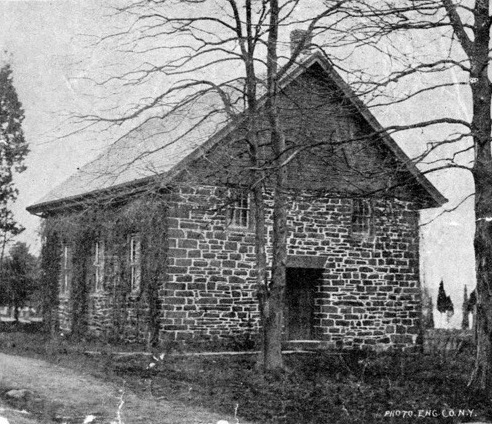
[285,267,322,340]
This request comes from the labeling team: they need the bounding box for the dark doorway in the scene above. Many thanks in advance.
[285,267,322,340]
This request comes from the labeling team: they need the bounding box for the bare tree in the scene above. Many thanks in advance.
[0,61,28,273]
[329,0,492,392]
[69,0,380,372]
[59,0,471,374]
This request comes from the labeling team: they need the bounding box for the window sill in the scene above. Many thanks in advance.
[226,224,254,232]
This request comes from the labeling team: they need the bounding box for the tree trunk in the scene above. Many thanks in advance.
[238,1,270,369]
[255,184,268,365]
[469,178,492,390]
[262,0,286,372]
[470,167,492,390]
[468,0,492,392]
[263,125,288,371]
[250,127,268,365]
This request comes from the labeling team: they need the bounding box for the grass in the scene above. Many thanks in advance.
[129,350,492,423]
[0,326,491,423]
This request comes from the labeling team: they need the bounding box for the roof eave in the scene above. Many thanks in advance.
[26,173,168,216]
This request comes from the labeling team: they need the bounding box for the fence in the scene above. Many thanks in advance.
[423,329,474,354]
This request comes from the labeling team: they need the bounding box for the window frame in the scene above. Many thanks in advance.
[226,191,251,229]
[351,198,373,237]
[128,234,141,293]
[92,239,105,293]
[61,243,71,296]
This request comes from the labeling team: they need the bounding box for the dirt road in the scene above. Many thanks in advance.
[0,353,248,424]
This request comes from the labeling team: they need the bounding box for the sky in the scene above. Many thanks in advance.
[0,0,477,328]
[0,0,109,242]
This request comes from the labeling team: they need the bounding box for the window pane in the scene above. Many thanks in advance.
[129,235,141,292]
[93,240,104,291]
[352,199,371,235]
[61,244,71,294]
[227,192,249,228]
[240,208,248,227]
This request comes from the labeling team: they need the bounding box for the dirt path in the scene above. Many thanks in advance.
[0,353,250,424]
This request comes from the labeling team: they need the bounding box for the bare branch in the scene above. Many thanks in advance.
[441,0,473,57]
[421,192,474,226]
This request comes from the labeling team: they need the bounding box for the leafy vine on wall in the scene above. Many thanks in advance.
[40,193,168,345]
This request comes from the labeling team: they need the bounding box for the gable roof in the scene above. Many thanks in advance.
[27,51,446,215]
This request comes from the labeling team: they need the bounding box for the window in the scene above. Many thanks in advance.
[93,240,104,292]
[61,243,71,295]
[226,192,250,228]
[351,198,372,235]
[129,234,141,293]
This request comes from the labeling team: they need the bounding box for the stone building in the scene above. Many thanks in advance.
[28,51,446,350]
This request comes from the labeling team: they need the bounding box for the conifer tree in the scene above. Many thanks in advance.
[0,61,29,261]
[437,280,448,314]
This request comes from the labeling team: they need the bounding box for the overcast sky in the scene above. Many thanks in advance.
[0,0,476,328]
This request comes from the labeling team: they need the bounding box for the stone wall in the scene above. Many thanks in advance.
[56,230,156,343]
[54,183,421,349]
[303,197,421,350]
[162,184,421,350]
[163,185,259,342]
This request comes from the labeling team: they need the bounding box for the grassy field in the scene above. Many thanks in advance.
[0,325,490,423]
